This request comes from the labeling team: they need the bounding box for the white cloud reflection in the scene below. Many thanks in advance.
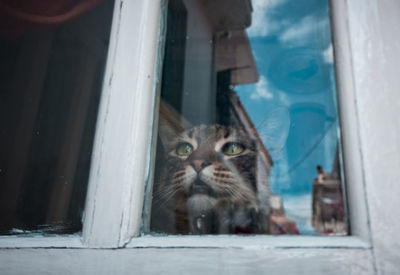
[279,15,330,46]
[323,43,334,64]
[250,75,274,100]
[279,92,290,106]
[247,0,288,37]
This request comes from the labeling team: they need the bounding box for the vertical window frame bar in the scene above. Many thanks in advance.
[329,0,372,242]
[82,0,163,248]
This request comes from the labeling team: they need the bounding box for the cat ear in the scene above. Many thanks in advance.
[158,100,192,148]
[257,107,290,161]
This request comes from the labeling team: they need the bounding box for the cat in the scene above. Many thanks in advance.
[150,124,270,234]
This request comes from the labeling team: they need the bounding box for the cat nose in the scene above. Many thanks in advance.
[191,160,210,172]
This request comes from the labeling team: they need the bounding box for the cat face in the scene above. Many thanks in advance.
[160,125,258,205]
[151,124,271,234]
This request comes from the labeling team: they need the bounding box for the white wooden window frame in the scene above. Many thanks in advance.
[2,0,400,273]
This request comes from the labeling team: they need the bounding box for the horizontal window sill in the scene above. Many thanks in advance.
[0,234,370,250]
[127,235,371,250]
[0,234,84,248]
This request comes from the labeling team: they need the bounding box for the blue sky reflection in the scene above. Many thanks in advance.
[235,0,339,197]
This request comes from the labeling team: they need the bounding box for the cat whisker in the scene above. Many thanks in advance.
[224,183,254,203]
[153,185,183,206]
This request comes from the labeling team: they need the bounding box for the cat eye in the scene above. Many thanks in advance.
[176,142,193,156]
[222,142,245,156]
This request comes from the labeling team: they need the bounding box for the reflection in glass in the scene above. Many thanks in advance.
[146,0,347,235]
[0,0,114,235]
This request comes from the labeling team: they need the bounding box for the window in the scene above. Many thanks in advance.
[143,0,347,236]
[1,0,399,274]
[0,0,114,235]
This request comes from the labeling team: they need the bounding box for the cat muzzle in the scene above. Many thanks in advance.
[189,179,212,196]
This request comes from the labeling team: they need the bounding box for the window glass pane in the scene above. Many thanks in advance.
[146,0,348,235]
[0,0,114,235]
